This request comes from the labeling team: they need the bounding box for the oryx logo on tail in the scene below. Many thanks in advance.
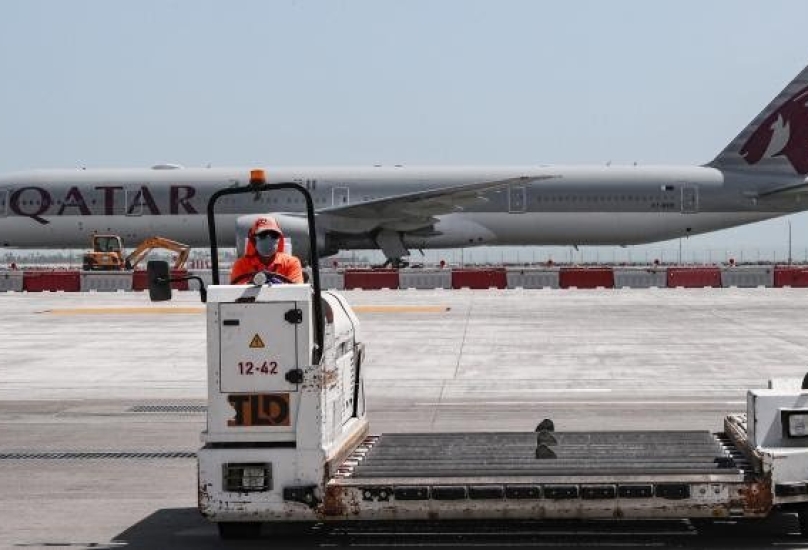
[740,85,808,175]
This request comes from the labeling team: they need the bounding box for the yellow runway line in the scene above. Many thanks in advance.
[44,305,449,315]
[353,305,450,313]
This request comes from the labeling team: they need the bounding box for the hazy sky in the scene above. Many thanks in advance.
[2,1,808,263]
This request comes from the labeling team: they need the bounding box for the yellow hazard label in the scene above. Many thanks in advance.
[249,334,265,348]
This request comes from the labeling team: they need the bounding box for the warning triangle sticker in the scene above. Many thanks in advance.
[249,334,265,348]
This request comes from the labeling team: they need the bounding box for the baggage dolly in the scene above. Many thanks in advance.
[146,170,808,539]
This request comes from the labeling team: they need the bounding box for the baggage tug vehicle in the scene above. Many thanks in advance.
[147,171,808,539]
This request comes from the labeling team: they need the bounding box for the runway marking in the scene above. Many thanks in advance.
[416,400,746,406]
[352,305,450,313]
[43,305,450,315]
[45,307,205,315]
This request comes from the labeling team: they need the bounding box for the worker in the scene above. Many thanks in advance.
[230,217,304,284]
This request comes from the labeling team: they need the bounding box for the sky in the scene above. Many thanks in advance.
[1,0,808,264]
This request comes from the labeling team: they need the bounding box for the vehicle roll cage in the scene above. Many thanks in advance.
[206,182,324,364]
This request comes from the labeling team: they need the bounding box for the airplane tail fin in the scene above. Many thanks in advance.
[708,64,808,176]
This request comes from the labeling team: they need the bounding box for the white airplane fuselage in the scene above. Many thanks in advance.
[0,164,800,256]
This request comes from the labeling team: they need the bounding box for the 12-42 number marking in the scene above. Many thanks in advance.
[238,361,279,375]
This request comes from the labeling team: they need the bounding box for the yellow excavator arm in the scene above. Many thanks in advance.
[124,237,191,270]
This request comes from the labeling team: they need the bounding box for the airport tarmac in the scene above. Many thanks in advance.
[2,288,808,548]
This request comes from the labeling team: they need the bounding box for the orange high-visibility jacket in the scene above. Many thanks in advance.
[229,218,304,284]
[229,251,303,284]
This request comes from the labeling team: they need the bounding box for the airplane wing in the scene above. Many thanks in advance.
[316,175,557,233]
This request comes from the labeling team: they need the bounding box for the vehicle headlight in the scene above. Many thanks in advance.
[223,463,272,492]
[781,410,808,438]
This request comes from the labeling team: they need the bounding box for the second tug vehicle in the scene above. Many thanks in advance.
[147,171,808,540]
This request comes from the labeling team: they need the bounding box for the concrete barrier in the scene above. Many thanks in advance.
[188,269,232,290]
[23,270,82,292]
[505,268,560,289]
[132,269,189,291]
[399,268,452,289]
[613,268,667,289]
[720,267,774,288]
[559,268,614,289]
[80,272,134,292]
[319,269,345,290]
[344,269,399,290]
[451,269,507,289]
[0,271,23,292]
[667,267,722,288]
[774,267,808,288]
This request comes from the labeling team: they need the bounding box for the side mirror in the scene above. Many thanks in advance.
[147,260,172,302]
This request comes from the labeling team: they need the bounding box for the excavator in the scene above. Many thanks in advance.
[81,234,191,271]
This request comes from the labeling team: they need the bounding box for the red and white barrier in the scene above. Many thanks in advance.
[559,268,614,289]
[667,267,722,288]
[774,266,808,287]
[451,269,507,289]
[399,268,452,289]
[0,271,24,292]
[80,272,134,292]
[613,268,666,288]
[720,267,773,288]
[344,269,399,290]
[132,269,189,291]
[23,270,81,292]
[318,268,345,290]
[4,265,804,292]
[505,268,559,289]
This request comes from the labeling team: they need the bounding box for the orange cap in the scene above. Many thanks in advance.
[252,216,282,236]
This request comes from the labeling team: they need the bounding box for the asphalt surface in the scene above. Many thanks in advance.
[2,288,808,548]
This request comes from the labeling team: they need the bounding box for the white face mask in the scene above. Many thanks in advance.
[254,234,279,257]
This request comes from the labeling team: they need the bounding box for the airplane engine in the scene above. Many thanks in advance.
[234,213,335,264]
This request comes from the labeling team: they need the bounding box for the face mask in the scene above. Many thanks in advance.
[254,234,279,257]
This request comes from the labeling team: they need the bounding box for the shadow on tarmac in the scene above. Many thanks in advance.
[101,508,808,549]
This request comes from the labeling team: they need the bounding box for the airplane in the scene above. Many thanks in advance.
[2,63,808,267]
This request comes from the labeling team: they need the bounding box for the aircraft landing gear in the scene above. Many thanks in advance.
[375,257,410,269]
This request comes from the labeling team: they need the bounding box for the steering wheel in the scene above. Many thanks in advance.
[232,270,295,285]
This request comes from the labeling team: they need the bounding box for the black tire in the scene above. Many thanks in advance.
[217,521,262,540]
